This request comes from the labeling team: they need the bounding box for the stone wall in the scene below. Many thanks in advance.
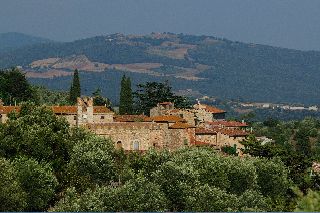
[195,131,246,153]
[86,122,166,151]
[62,114,77,126]
[196,134,218,146]
[77,97,94,125]
[216,133,245,153]
[86,122,194,151]
[194,109,214,123]
[76,97,114,126]
[93,114,114,123]
[165,128,195,149]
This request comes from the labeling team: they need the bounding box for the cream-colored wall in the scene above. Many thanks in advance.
[0,114,7,123]
[196,134,217,146]
[195,109,213,123]
[64,115,77,126]
[93,113,114,123]
[1,114,8,123]
[150,106,164,117]
[54,112,114,126]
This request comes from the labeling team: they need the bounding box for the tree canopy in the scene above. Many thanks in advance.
[92,88,111,107]
[133,81,191,115]
[0,68,35,105]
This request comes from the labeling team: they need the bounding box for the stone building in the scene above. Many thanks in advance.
[0,97,248,154]
[150,102,226,126]
[193,103,226,121]
[149,101,247,153]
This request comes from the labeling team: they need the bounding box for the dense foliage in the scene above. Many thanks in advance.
[0,68,36,105]
[133,81,191,115]
[295,190,320,211]
[51,147,291,212]
[241,117,320,208]
[92,88,111,107]
[33,85,70,105]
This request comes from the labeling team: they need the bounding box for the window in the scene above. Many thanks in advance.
[116,141,122,149]
[179,114,184,118]
[133,140,140,150]
[74,115,77,120]
[101,116,105,119]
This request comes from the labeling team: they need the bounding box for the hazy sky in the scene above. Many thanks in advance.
[1,0,320,50]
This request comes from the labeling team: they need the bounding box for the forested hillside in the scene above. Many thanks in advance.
[0,32,51,53]
[1,32,320,104]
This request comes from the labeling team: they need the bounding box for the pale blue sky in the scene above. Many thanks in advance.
[1,0,320,50]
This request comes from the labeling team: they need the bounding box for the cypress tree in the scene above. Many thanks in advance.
[119,75,133,114]
[125,76,133,114]
[69,69,81,104]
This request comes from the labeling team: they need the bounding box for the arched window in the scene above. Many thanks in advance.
[133,140,140,150]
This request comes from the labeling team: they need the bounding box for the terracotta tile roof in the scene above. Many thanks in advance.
[195,127,217,134]
[93,106,112,113]
[114,115,150,122]
[51,106,77,114]
[0,106,21,114]
[151,115,186,123]
[1,105,112,115]
[203,105,226,114]
[218,128,248,137]
[196,126,248,137]
[169,122,195,129]
[194,104,226,114]
[207,120,248,127]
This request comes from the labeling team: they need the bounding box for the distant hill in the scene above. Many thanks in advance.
[1,32,320,105]
[0,32,51,53]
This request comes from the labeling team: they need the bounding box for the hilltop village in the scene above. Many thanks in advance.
[0,97,248,153]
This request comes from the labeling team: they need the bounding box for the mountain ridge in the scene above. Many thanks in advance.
[1,32,320,105]
[0,32,52,53]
